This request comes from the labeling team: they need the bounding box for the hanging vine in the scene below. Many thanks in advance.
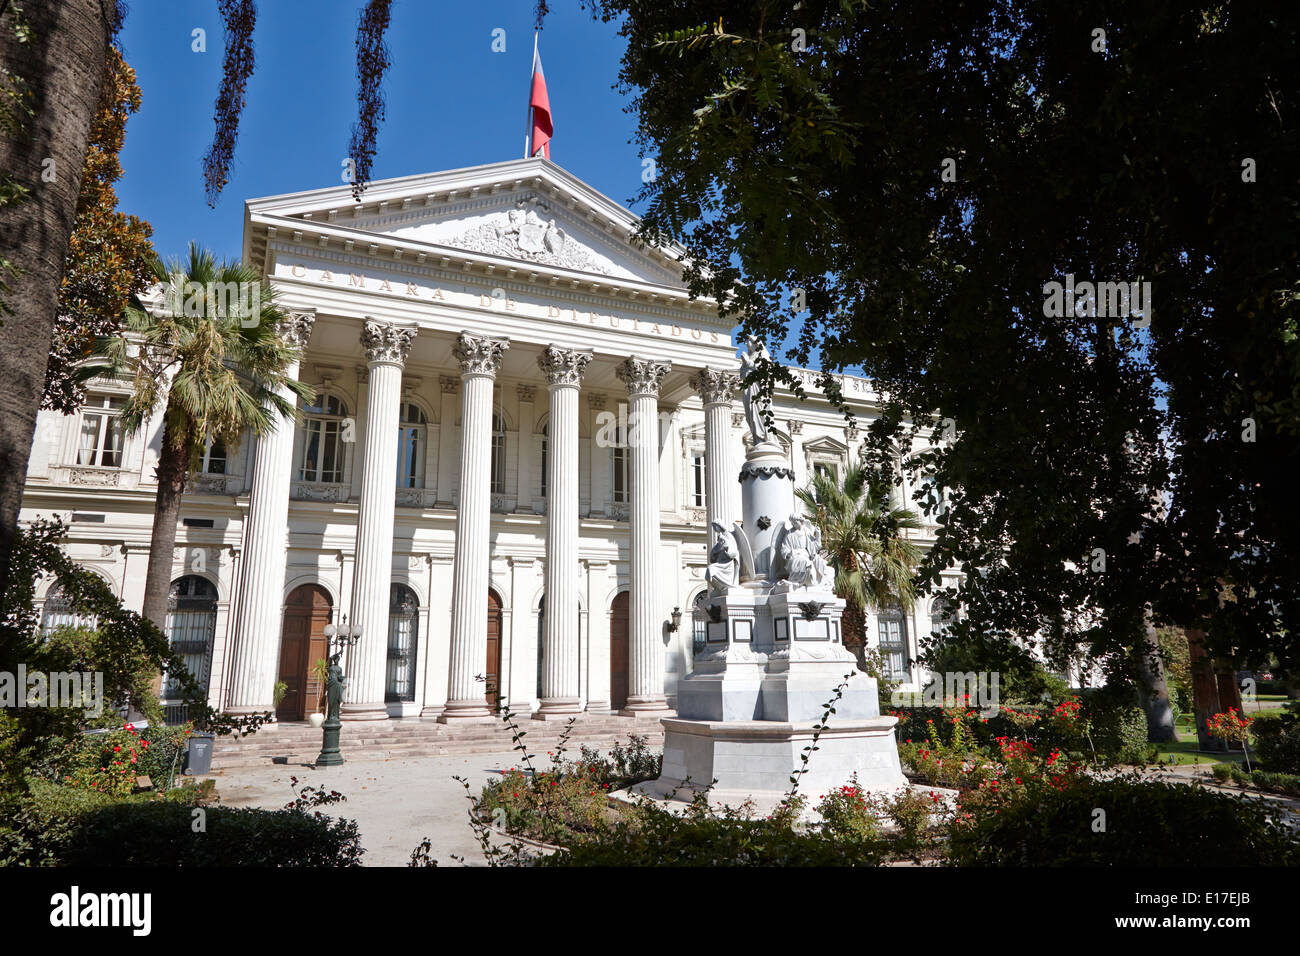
[347,0,393,201]
[201,0,257,207]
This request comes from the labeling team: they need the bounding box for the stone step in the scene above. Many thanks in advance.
[208,715,666,770]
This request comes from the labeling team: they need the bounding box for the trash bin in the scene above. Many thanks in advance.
[183,732,215,776]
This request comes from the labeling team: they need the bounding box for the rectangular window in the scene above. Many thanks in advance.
[878,615,909,682]
[612,445,628,503]
[691,453,705,507]
[490,431,506,495]
[300,419,344,483]
[396,425,423,488]
[201,436,227,475]
[76,395,125,468]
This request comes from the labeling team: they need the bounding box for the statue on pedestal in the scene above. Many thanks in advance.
[705,521,740,597]
[739,336,773,444]
[325,655,346,722]
[771,514,834,589]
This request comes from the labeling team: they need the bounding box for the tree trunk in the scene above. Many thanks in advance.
[1136,609,1177,743]
[142,415,188,631]
[0,0,113,594]
[1188,626,1228,752]
[842,597,867,670]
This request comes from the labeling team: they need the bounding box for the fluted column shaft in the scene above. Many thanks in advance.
[691,368,741,531]
[617,358,672,714]
[442,333,509,720]
[535,346,592,718]
[343,320,417,720]
[226,312,314,714]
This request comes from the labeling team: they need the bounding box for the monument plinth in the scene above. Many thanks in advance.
[632,339,907,811]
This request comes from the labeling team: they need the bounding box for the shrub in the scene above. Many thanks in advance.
[1210,763,1233,785]
[479,766,611,844]
[52,721,192,796]
[814,779,879,841]
[1246,770,1300,797]
[946,776,1300,866]
[1252,711,1300,774]
[56,802,363,866]
[574,734,662,788]
[1083,687,1153,764]
[539,801,887,867]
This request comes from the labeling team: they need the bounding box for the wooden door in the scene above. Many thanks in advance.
[277,585,332,721]
[485,589,503,711]
[610,590,630,711]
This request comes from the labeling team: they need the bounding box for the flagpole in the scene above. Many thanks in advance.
[523,29,539,158]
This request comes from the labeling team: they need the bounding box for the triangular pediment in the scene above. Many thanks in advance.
[246,157,689,289]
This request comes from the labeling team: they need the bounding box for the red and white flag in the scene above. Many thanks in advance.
[529,41,552,159]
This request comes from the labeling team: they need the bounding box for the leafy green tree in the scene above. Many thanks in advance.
[0,518,269,798]
[586,0,1300,718]
[45,45,155,414]
[795,464,923,662]
[97,245,312,631]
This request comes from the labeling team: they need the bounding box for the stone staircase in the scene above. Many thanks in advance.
[210,713,668,770]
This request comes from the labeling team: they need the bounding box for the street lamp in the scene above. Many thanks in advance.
[317,616,361,767]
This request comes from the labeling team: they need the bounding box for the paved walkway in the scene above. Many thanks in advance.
[209,751,528,866]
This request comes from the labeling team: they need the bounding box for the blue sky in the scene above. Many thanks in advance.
[116,0,643,262]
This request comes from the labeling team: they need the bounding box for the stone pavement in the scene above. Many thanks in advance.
[209,751,531,866]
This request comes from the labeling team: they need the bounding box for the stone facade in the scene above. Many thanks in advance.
[19,158,957,720]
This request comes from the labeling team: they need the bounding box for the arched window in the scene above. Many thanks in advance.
[877,603,910,683]
[386,584,419,702]
[396,402,427,489]
[40,584,98,636]
[299,393,348,483]
[164,575,218,704]
[490,413,506,494]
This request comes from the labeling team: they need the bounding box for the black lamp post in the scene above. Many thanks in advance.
[317,617,361,767]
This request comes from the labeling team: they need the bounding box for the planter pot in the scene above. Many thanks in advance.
[308,712,326,729]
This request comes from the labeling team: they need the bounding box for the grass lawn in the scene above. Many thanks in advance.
[1151,723,1253,767]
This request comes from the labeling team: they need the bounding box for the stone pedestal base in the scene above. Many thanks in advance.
[632,715,908,812]
[339,702,389,721]
[438,701,496,723]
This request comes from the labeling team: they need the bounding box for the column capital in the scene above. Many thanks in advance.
[516,384,537,403]
[538,345,593,388]
[617,357,671,397]
[454,332,509,377]
[439,375,460,394]
[690,367,741,406]
[278,310,315,350]
[361,318,417,366]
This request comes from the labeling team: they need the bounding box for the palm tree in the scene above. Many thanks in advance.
[97,243,313,631]
[795,465,925,665]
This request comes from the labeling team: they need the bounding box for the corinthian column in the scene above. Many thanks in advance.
[441,332,510,721]
[616,357,672,715]
[690,368,741,531]
[341,318,417,720]
[535,345,593,719]
[226,311,314,714]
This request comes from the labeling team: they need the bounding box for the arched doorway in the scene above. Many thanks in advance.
[485,589,504,711]
[610,590,630,711]
[163,575,218,724]
[277,585,332,721]
[386,584,419,702]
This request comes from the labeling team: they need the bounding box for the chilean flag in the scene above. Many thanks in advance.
[529,43,552,159]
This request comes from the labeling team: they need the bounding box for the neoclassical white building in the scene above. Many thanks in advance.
[22,157,956,723]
